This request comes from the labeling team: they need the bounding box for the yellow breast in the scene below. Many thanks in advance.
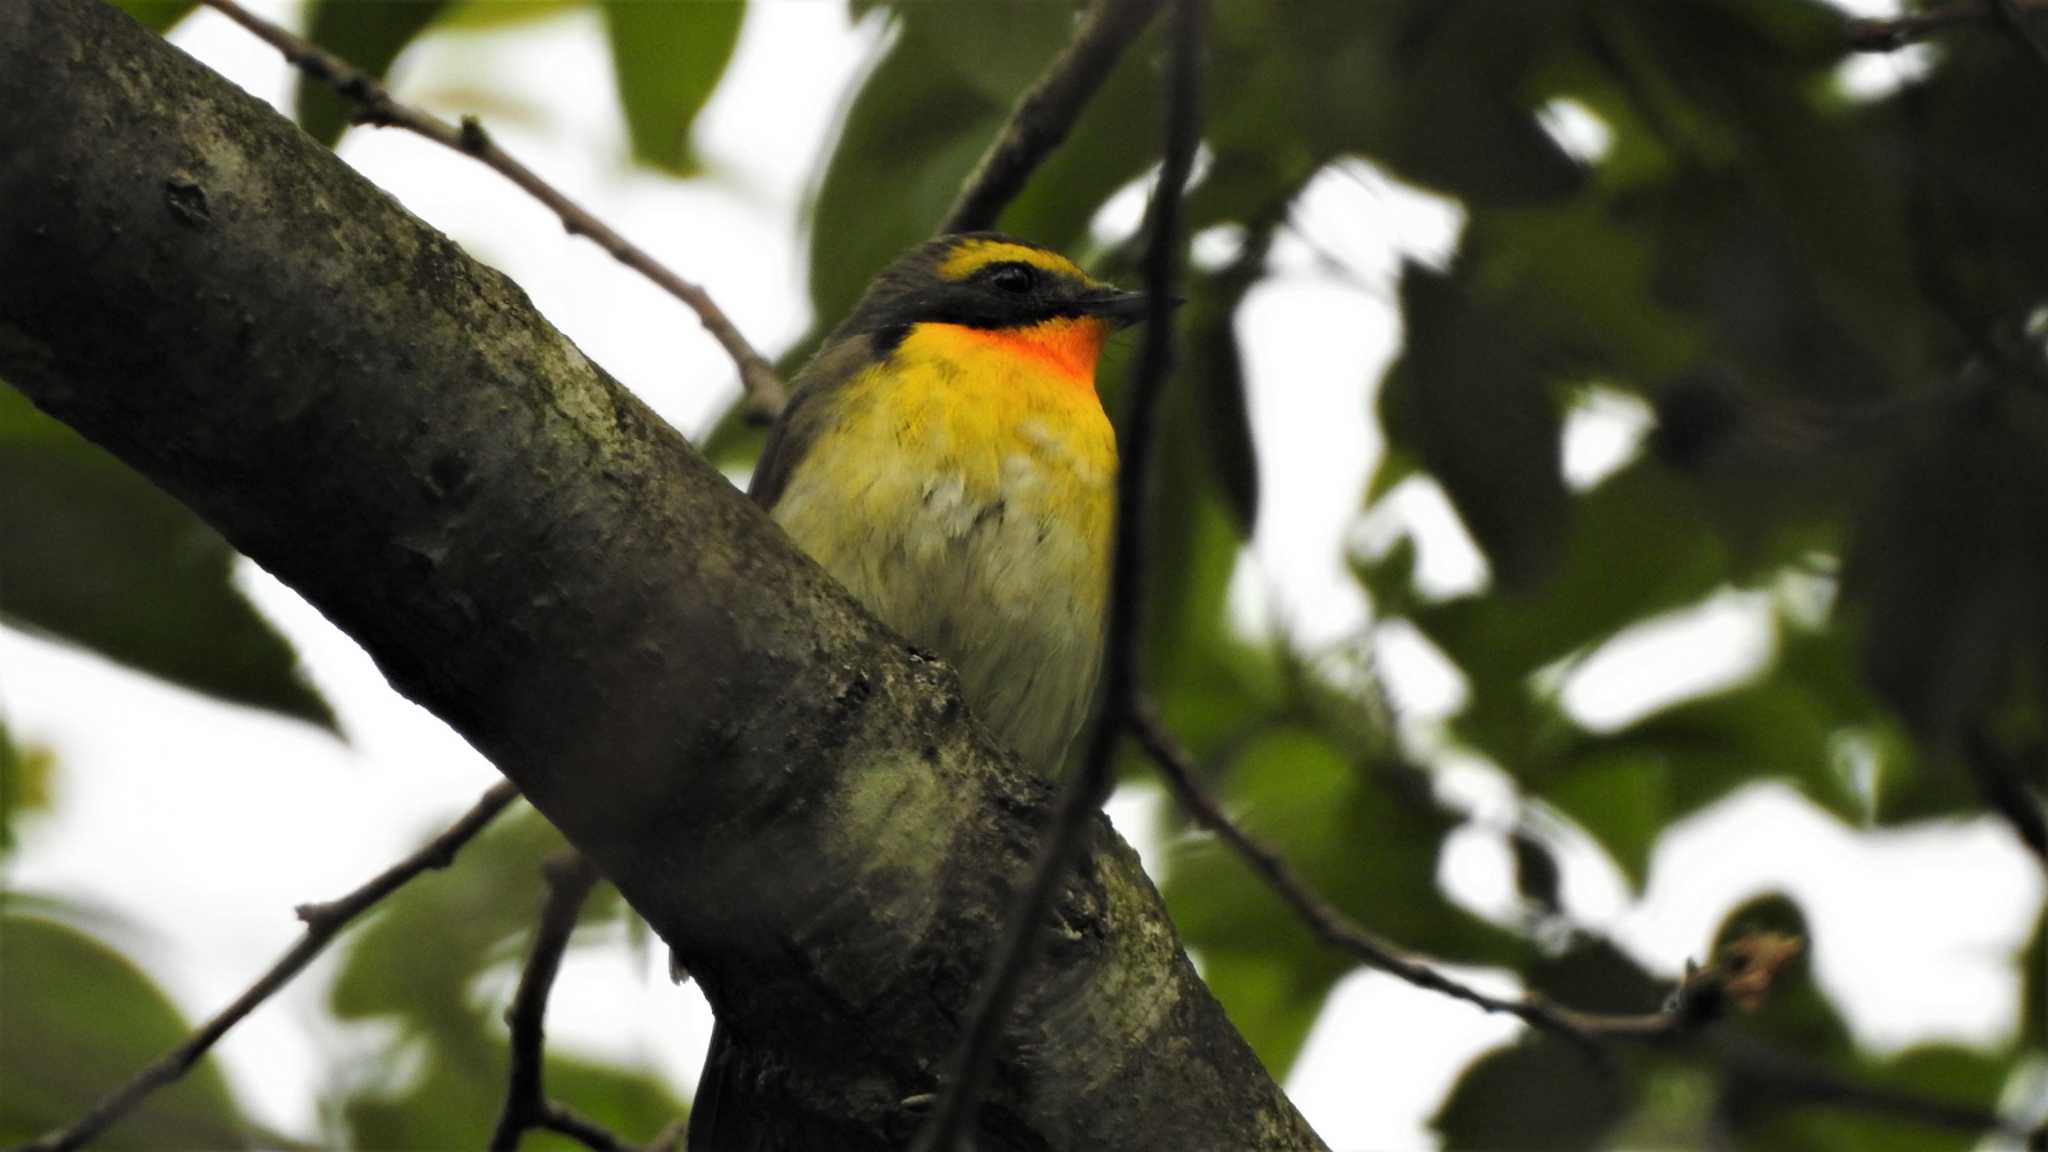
[769,320,1117,774]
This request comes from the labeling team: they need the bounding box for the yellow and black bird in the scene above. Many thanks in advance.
[689,233,1153,1145]
[751,231,1150,776]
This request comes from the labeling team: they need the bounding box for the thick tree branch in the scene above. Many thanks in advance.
[914,3,1206,1149]
[489,853,621,1152]
[18,783,519,1152]
[0,1,1316,1147]
[938,0,1165,236]
[194,0,787,422]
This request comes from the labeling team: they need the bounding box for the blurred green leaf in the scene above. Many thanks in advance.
[439,0,581,30]
[330,805,682,1146]
[1536,615,1940,885]
[343,1026,685,1151]
[331,807,613,1028]
[297,0,449,149]
[805,34,1001,332]
[0,912,250,1149]
[0,384,334,730]
[1406,462,1730,724]
[111,0,197,33]
[602,0,745,175]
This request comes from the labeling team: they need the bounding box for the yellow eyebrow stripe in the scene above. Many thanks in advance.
[937,238,1090,283]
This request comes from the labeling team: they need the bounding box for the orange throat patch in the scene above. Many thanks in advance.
[915,318,1109,389]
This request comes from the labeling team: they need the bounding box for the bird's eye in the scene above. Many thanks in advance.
[989,264,1035,294]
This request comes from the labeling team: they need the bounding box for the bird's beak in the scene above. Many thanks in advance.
[1077,287,1162,330]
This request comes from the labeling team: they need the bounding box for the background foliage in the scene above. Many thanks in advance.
[3,0,2044,1148]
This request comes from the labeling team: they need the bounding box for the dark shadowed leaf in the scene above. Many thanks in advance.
[602,0,745,175]
[805,32,1002,333]
[111,0,196,33]
[1386,263,1569,591]
[0,384,334,730]
[1380,0,1584,206]
[1846,383,2048,755]
[297,0,449,149]
[1433,1034,1630,1151]
[0,913,250,1149]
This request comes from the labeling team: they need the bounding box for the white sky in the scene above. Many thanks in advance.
[2,2,2042,1150]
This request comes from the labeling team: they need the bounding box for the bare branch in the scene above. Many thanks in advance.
[489,852,612,1152]
[1847,0,2048,52]
[912,3,1204,1149]
[21,782,520,1152]
[195,0,788,422]
[938,0,1165,236]
[1129,705,1722,1049]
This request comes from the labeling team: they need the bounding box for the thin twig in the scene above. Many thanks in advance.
[19,782,521,1152]
[937,0,1165,236]
[1847,0,2048,51]
[910,4,1203,1149]
[196,0,788,422]
[1129,705,1697,1051]
[489,851,610,1152]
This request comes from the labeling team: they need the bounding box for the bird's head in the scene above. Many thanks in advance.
[831,233,1151,383]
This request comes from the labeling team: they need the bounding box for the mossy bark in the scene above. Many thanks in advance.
[0,1,1325,1148]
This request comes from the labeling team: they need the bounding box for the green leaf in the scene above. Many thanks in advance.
[0,913,250,1149]
[297,0,450,149]
[331,807,614,1028]
[332,806,680,1147]
[111,0,197,33]
[0,383,334,730]
[1410,466,1726,717]
[601,0,745,176]
[343,1025,685,1151]
[805,33,1001,333]
[439,0,581,31]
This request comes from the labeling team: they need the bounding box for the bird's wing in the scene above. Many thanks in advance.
[747,335,876,511]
